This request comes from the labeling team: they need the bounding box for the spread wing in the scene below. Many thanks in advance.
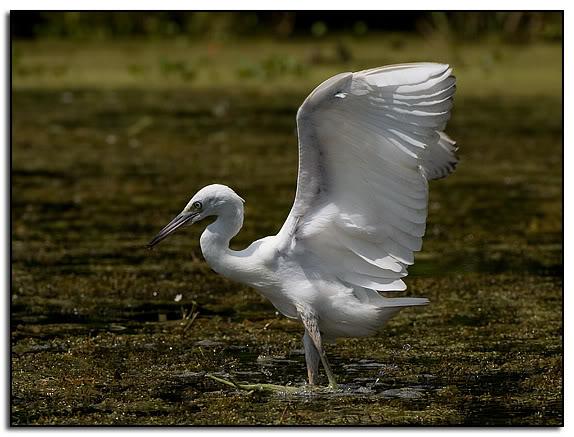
[276,63,457,291]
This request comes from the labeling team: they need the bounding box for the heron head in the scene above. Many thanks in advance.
[147,184,244,248]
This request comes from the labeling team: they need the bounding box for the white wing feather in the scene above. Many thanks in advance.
[276,63,457,292]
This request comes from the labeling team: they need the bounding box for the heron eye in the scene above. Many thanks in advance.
[192,201,203,210]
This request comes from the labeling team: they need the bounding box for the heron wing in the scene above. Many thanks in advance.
[276,63,457,291]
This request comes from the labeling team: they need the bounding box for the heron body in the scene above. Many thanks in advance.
[149,63,458,387]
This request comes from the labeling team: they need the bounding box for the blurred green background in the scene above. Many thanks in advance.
[11,11,563,41]
[12,11,562,426]
[12,11,562,93]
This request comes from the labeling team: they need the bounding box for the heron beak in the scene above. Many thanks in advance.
[147,212,198,248]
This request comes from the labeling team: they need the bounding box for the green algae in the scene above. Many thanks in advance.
[11,37,562,425]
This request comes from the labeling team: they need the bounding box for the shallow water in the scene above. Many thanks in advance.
[11,39,562,425]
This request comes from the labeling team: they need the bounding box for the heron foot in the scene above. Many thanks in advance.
[206,373,301,393]
[206,374,336,394]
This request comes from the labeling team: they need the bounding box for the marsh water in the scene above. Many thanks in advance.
[11,38,562,425]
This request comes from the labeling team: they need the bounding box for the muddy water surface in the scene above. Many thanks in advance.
[11,46,562,425]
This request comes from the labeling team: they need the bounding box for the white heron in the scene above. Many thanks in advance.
[148,63,458,388]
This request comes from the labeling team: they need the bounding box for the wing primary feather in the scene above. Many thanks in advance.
[276,62,457,297]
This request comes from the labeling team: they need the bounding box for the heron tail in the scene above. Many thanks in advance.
[373,296,429,327]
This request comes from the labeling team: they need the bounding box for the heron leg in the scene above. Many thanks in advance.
[303,331,320,385]
[299,311,338,389]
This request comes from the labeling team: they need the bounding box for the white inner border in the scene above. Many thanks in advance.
[2,2,569,434]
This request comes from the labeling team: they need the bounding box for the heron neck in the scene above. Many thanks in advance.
[199,206,244,278]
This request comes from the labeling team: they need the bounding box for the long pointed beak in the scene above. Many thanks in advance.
[147,212,197,248]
